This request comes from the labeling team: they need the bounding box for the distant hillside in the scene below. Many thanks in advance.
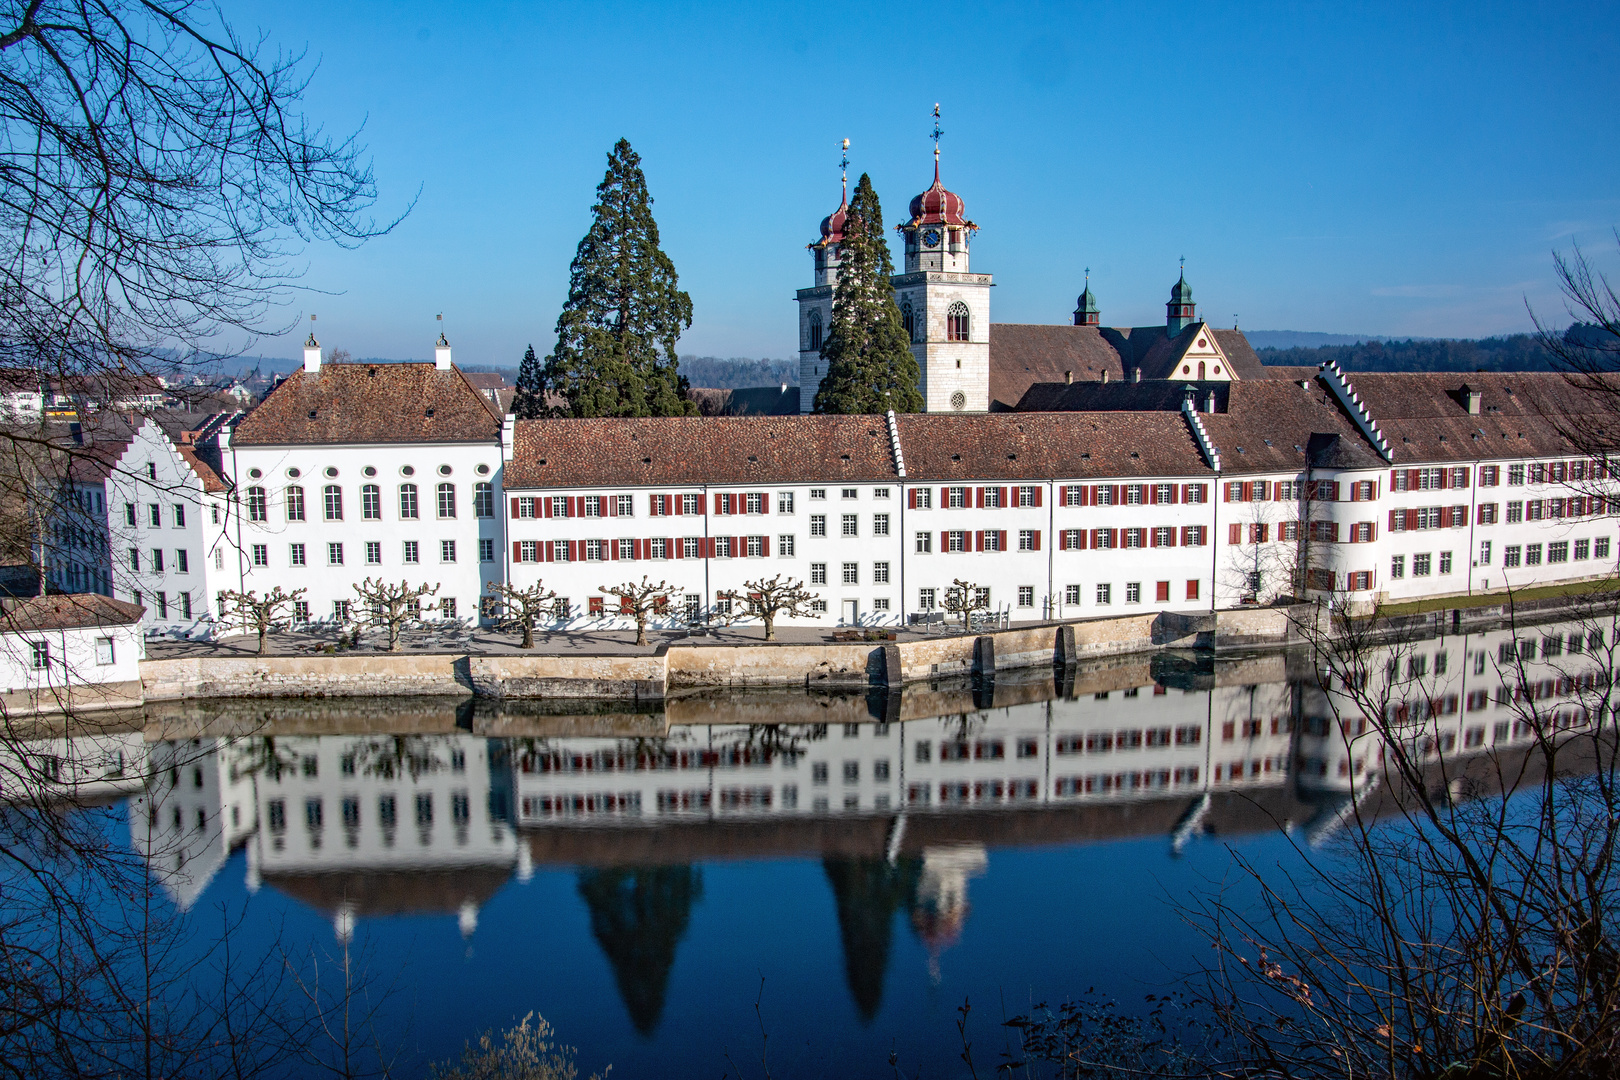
[1245,330,1406,349]
[678,355,796,389]
[1257,332,1557,373]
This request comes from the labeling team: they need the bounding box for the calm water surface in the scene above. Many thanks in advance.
[121,632,1510,1078]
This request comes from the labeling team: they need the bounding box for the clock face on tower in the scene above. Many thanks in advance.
[922,229,941,248]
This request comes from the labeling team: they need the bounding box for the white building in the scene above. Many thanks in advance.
[0,593,144,713]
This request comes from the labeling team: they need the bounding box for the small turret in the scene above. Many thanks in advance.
[1073,271,1099,327]
[1167,267,1195,335]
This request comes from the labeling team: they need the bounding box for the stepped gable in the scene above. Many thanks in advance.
[894,412,1210,481]
[987,324,1128,409]
[1013,380,1230,413]
[232,362,502,446]
[1,593,144,631]
[505,415,900,489]
[1343,371,1603,463]
[1200,378,1382,475]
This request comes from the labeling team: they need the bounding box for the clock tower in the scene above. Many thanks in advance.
[891,106,992,412]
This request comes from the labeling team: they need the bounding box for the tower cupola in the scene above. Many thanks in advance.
[1167,264,1195,335]
[1073,270,1099,327]
[897,105,976,274]
[808,138,851,288]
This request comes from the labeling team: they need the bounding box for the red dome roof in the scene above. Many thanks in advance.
[907,164,969,227]
[817,197,849,246]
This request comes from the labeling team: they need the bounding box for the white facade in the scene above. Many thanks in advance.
[0,596,143,698]
[107,419,232,635]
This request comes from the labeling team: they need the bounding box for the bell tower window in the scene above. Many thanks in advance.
[947,302,970,343]
[807,309,823,352]
[901,300,915,342]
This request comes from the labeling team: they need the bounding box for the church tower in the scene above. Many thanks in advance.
[891,106,992,412]
[1167,264,1196,335]
[797,140,850,412]
[1073,271,1099,326]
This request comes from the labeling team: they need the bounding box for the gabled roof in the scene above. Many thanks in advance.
[895,412,1210,481]
[1014,380,1229,413]
[1339,371,1606,464]
[1,593,144,632]
[505,415,900,489]
[232,363,502,447]
[987,324,1128,409]
[1200,379,1383,475]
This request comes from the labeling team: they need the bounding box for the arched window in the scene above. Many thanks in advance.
[900,300,915,342]
[361,484,380,520]
[947,302,970,342]
[246,487,267,522]
[285,485,305,522]
[399,483,418,520]
[323,485,343,521]
[437,482,456,519]
[807,309,823,351]
[473,482,494,518]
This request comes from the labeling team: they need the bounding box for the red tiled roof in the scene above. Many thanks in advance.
[1338,371,1605,464]
[988,325,1128,409]
[895,412,1211,481]
[232,363,502,446]
[1201,379,1381,475]
[505,415,901,489]
[1,593,143,632]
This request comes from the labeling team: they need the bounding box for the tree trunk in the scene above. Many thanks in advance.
[635,612,648,647]
[764,610,776,641]
[387,619,401,652]
[520,618,533,649]
[257,624,269,656]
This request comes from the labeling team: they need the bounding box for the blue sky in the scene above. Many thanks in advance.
[226,1,1620,368]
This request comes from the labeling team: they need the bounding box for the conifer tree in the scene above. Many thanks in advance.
[814,174,923,415]
[512,344,546,419]
[542,139,697,417]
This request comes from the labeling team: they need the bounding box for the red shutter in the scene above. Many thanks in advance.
[762,535,771,556]
[543,541,554,562]
[1223,483,1233,503]
[510,497,520,518]
[998,530,1008,551]
[512,541,521,562]
[713,493,722,515]
[607,496,617,517]
[1031,530,1041,551]
[1407,470,1420,491]
[762,493,771,514]
[1390,469,1398,487]
[1440,506,1452,528]
[1079,530,1088,549]
[1406,509,1418,530]
[1109,528,1119,549]
[1080,486,1092,507]
[908,488,917,509]
[542,498,552,519]
[975,487,985,508]
[672,539,682,559]
[940,531,948,551]
[940,487,949,507]
[998,487,1009,509]
[1032,487,1043,508]
[1350,483,1360,502]
[1090,528,1100,549]
[1370,524,1377,541]
[974,530,984,551]
[1229,523,1242,545]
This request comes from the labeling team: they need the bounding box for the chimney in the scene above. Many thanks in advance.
[1463,385,1481,415]
[435,333,453,371]
[1133,367,1142,383]
[502,412,516,461]
[303,333,321,374]
[216,424,231,451]
[1204,390,1217,414]
[1100,369,1109,384]
[1064,370,1073,385]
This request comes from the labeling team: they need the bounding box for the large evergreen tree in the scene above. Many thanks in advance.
[813,174,923,415]
[512,343,545,419]
[542,139,697,417]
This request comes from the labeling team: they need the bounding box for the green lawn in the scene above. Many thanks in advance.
[1376,576,1620,617]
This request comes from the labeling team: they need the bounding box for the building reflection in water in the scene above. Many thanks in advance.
[116,613,1617,1031]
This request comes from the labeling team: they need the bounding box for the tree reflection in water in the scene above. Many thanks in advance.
[821,856,923,1023]
[576,865,704,1035]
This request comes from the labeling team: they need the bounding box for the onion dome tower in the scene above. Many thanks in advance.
[890,105,992,412]
[797,140,852,411]
[1073,270,1099,326]
[1167,261,1196,335]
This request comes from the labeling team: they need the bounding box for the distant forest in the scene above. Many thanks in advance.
[678,355,797,388]
[1258,332,1558,373]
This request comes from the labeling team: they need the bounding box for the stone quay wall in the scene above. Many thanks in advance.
[130,607,1308,708]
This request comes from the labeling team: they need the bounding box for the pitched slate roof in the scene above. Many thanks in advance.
[231,363,502,447]
[895,412,1210,481]
[1,593,144,632]
[1201,379,1383,475]
[1339,371,1607,464]
[505,415,900,489]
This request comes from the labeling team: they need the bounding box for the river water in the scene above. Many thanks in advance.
[62,613,1609,1077]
